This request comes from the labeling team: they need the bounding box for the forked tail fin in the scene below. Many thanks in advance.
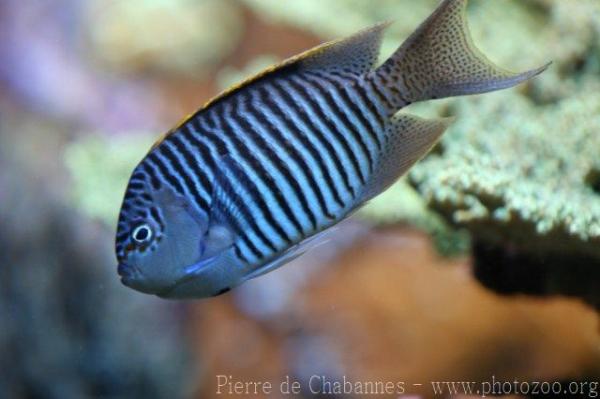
[372,0,550,110]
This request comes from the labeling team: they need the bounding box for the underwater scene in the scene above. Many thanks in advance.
[1,0,599,397]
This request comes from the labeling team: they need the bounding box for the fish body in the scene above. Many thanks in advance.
[115,0,548,298]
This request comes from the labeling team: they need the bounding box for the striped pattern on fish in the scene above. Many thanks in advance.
[139,70,393,264]
[115,0,549,299]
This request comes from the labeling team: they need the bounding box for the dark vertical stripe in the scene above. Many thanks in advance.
[188,115,280,255]
[271,79,346,208]
[116,231,129,241]
[124,190,137,201]
[156,141,207,212]
[375,68,410,108]
[236,94,317,232]
[164,134,212,214]
[213,162,267,261]
[257,84,337,220]
[252,86,334,224]
[147,152,186,195]
[365,71,397,112]
[184,120,265,260]
[149,206,165,232]
[128,181,145,191]
[141,161,162,190]
[216,102,296,245]
[167,133,212,197]
[290,75,367,185]
[327,70,387,132]
[233,245,248,263]
[285,77,357,194]
[309,71,382,152]
[346,75,388,127]
[130,171,147,183]
[185,120,267,257]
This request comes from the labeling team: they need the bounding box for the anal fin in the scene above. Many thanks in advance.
[241,228,336,282]
[362,114,453,201]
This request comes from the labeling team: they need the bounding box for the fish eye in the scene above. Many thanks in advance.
[132,224,153,244]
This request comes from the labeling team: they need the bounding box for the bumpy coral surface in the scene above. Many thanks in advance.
[410,83,600,260]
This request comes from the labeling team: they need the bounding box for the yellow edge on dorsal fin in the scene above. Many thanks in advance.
[148,38,341,152]
[201,39,338,109]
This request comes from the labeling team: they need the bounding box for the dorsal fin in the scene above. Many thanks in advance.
[151,22,391,151]
[205,21,390,110]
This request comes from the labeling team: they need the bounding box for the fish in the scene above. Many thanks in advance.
[115,0,549,299]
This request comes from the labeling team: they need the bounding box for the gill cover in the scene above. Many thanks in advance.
[127,187,235,296]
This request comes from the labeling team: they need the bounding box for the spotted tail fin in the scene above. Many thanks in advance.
[372,0,549,110]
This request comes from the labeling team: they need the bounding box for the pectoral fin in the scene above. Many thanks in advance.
[182,155,239,278]
[209,154,245,224]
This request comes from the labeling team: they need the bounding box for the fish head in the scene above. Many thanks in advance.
[115,177,242,298]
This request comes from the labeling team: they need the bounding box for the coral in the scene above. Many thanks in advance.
[408,85,600,308]
[410,85,600,258]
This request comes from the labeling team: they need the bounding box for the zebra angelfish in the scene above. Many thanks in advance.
[115,0,548,298]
